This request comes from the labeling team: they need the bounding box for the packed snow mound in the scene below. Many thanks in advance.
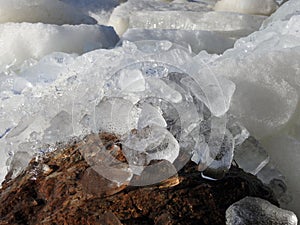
[0,0,97,25]
[0,23,119,71]
[61,0,120,25]
[214,0,278,16]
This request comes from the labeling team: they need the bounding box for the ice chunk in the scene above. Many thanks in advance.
[7,151,33,180]
[226,115,249,146]
[0,23,119,71]
[118,69,146,93]
[122,126,180,174]
[226,197,298,225]
[95,97,140,135]
[201,130,234,180]
[214,0,278,16]
[43,111,73,144]
[0,0,96,25]
[108,0,216,35]
[234,136,269,175]
[121,28,235,54]
[127,11,266,38]
[137,103,167,129]
[181,59,236,117]
[262,0,300,28]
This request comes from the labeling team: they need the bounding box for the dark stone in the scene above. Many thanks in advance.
[0,133,278,225]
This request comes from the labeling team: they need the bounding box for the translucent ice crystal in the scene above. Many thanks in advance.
[122,126,180,174]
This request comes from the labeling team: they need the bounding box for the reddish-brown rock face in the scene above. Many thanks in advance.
[0,133,277,225]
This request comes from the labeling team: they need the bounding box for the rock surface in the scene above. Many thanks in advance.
[226,196,298,225]
[0,132,278,225]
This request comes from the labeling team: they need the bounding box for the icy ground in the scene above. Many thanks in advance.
[0,0,299,219]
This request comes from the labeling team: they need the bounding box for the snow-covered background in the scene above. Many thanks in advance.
[0,0,299,219]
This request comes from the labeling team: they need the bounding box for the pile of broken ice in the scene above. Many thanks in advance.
[0,0,299,222]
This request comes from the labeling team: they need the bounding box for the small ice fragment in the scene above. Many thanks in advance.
[226,197,298,225]
[226,115,249,146]
[234,136,269,175]
[137,103,167,129]
[146,77,182,103]
[95,97,139,135]
[7,151,33,180]
[202,130,234,180]
[43,111,73,143]
[118,69,146,93]
[122,126,179,174]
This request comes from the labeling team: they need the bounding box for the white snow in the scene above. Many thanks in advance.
[0,0,96,25]
[0,23,119,71]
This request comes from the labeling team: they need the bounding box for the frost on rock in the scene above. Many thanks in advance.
[0,0,96,25]
[226,197,298,225]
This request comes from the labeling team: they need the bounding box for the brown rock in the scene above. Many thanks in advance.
[0,133,278,225]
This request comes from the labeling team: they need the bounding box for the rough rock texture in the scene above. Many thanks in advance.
[0,133,278,225]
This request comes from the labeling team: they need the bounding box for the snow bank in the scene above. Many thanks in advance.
[0,0,97,25]
[0,23,119,71]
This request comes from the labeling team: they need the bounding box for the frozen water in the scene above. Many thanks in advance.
[0,23,119,71]
[0,0,299,218]
[262,0,300,28]
[0,0,96,25]
[214,0,278,16]
[137,103,167,129]
[95,97,140,135]
[234,136,269,175]
[109,0,266,39]
[127,11,266,39]
[122,28,235,54]
[122,126,180,175]
[226,197,298,225]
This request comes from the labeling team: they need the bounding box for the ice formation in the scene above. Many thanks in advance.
[226,197,298,225]
[214,0,278,16]
[108,0,266,41]
[0,23,119,71]
[0,0,300,219]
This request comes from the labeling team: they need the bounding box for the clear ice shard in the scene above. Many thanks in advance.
[226,197,298,225]
[122,126,180,175]
[137,103,167,129]
[43,111,73,144]
[233,136,269,175]
[94,97,140,135]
